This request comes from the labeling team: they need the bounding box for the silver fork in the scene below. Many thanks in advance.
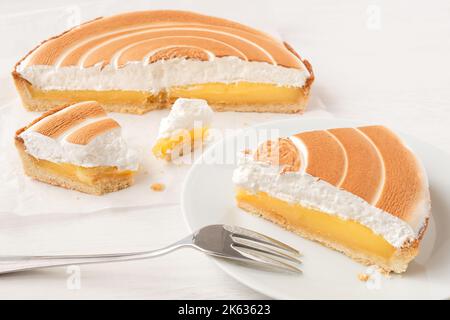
[0,225,302,274]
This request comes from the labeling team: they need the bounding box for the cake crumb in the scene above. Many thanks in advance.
[151,183,165,192]
[358,273,370,282]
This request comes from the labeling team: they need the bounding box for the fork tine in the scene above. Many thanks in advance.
[232,245,302,274]
[231,234,302,260]
[231,236,302,264]
[231,242,302,265]
[225,225,300,256]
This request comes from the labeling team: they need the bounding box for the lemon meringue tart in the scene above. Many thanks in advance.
[233,126,431,273]
[153,98,213,161]
[13,10,313,115]
[15,101,138,195]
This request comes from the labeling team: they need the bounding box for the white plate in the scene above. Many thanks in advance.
[181,118,450,299]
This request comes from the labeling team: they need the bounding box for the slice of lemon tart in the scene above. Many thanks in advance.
[13,10,313,114]
[233,126,431,273]
[153,98,213,161]
[15,101,139,195]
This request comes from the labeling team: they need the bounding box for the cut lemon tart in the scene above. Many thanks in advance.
[15,101,139,195]
[13,10,313,114]
[233,126,431,273]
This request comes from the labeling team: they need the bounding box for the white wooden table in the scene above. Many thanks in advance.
[0,0,449,299]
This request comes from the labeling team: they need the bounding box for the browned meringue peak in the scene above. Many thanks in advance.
[254,138,301,173]
[294,130,347,186]
[22,10,303,69]
[358,126,425,221]
[31,101,106,139]
[148,46,210,64]
[328,128,383,204]
[66,118,120,145]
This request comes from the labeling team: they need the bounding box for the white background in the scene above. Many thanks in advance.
[0,0,449,299]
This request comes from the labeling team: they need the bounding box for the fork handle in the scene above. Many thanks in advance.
[0,236,192,274]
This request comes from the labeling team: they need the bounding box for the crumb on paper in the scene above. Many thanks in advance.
[151,183,165,192]
[358,273,370,282]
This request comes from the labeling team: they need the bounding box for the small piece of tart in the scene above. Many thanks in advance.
[233,126,431,273]
[15,101,139,195]
[152,98,213,161]
[12,10,313,114]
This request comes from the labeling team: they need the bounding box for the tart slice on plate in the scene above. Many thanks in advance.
[13,10,313,114]
[15,101,139,195]
[233,126,431,273]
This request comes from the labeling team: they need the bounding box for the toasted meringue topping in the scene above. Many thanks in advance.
[294,130,347,186]
[328,128,383,204]
[233,125,431,247]
[31,101,106,139]
[15,11,311,93]
[357,126,427,222]
[19,10,303,69]
[148,46,210,64]
[18,102,138,170]
[66,118,120,145]
[255,138,301,173]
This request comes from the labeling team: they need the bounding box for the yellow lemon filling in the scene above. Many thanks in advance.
[152,127,209,161]
[168,82,302,105]
[28,82,302,106]
[236,188,397,260]
[31,156,134,186]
